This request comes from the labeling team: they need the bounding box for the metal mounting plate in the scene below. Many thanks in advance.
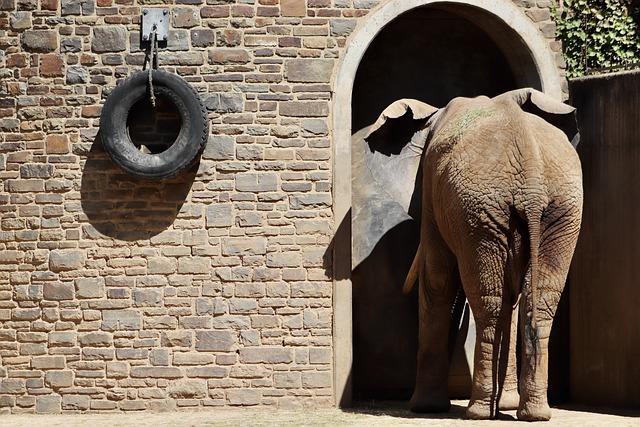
[141,8,170,42]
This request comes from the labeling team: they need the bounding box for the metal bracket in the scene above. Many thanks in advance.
[141,8,170,42]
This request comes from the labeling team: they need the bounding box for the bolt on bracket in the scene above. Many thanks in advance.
[141,8,170,42]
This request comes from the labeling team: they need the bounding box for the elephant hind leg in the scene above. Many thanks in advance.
[460,242,514,420]
[410,233,460,413]
[517,203,581,421]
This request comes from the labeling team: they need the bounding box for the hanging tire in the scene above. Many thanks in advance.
[100,70,209,180]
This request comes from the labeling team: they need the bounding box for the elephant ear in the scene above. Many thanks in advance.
[363,99,439,212]
[495,88,580,148]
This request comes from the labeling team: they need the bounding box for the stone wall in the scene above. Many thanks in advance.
[0,0,562,414]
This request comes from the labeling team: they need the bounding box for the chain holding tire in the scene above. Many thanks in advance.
[146,24,159,107]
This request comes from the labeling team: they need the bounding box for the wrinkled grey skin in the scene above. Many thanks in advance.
[364,89,583,421]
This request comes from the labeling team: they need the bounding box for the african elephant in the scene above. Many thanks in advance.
[362,89,583,421]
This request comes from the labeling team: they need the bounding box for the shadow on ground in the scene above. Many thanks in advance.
[347,399,640,421]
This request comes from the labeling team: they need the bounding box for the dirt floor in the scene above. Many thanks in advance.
[2,400,639,426]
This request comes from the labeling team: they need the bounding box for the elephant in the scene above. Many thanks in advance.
[361,89,583,421]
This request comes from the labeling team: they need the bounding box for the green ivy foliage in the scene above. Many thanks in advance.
[554,0,640,77]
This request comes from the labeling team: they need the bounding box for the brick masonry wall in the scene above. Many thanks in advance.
[0,0,562,414]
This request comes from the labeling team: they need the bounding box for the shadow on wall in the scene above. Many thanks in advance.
[80,133,197,241]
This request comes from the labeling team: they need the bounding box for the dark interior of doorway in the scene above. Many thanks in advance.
[351,6,570,406]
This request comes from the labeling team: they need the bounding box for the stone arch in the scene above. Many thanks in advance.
[332,0,564,406]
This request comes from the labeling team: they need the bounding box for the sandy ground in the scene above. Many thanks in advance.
[1,400,639,426]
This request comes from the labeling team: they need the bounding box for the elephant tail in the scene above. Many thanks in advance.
[524,205,543,369]
[403,243,422,294]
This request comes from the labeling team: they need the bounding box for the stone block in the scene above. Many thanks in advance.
[203,135,234,160]
[46,134,70,154]
[217,29,242,47]
[240,330,260,347]
[302,371,332,388]
[0,379,26,394]
[206,204,233,228]
[22,30,57,52]
[0,119,19,132]
[106,361,128,379]
[43,282,75,301]
[185,366,228,378]
[92,27,127,53]
[266,252,302,268]
[144,316,178,329]
[201,5,229,18]
[226,389,261,406]
[36,395,61,414]
[167,30,190,51]
[130,366,183,379]
[310,347,331,364]
[205,93,244,113]
[66,66,88,84]
[10,12,31,30]
[289,193,331,209]
[221,237,267,256]
[79,332,112,347]
[190,29,215,47]
[239,347,293,364]
[208,49,249,65]
[19,289,42,309]
[285,59,333,83]
[215,267,251,282]
[173,352,216,366]
[177,257,211,274]
[173,6,199,28]
[274,372,301,388]
[195,298,213,316]
[230,299,258,314]
[20,164,54,179]
[133,288,162,307]
[167,379,207,399]
[62,394,89,411]
[48,331,76,347]
[301,119,329,136]
[0,395,15,407]
[147,257,176,275]
[49,249,84,272]
[280,101,329,117]
[161,331,192,348]
[40,54,65,77]
[12,308,41,321]
[75,277,105,299]
[0,330,16,341]
[281,0,306,17]
[91,400,117,410]
[6,179,44,192]
[102,310,141,331]
[236,172,277,192]
[290,282,331,297]
[149,349,169,366]
[61,0,94,15]
[31,355,65,370]
[195,330,237,352]
[61,38,82,53]
[330,18,357,36]
[115,348,147,360]
[45,370,74,388]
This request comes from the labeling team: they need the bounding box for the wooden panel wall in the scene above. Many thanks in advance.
[569,71,640,408]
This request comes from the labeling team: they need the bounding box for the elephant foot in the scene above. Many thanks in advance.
[517,401,551,421]
[498,389,520,411]
[409,391,450,413]
[466,398,499,420]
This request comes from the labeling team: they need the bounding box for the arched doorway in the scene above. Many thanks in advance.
[332,0,564,406]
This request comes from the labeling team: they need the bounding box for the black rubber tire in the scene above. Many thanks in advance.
[100,70,209,180]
